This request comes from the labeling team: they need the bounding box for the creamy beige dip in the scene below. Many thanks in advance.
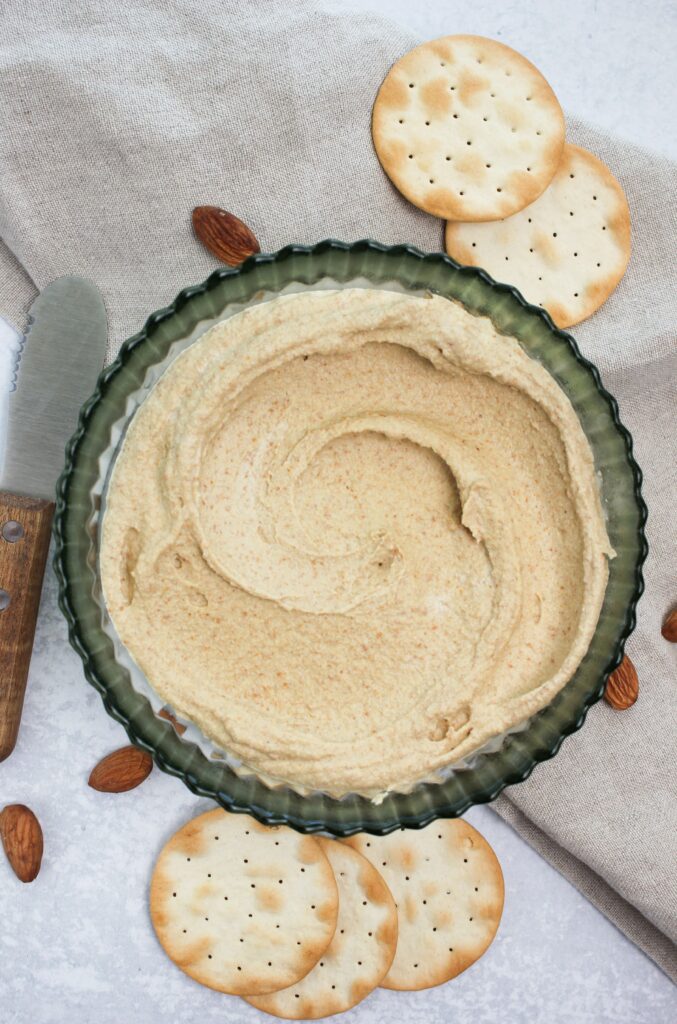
[101,289,612,795]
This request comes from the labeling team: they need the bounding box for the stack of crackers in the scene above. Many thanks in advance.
[372,35,631,329]
[150,810,504,1018]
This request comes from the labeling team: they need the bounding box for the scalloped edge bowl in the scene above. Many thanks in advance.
[53,240,647,835]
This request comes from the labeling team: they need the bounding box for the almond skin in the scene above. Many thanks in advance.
[661,609,677,643]
[89,745,153,792]
[158,708,187,735]
[604,655,639,710]
[192,206,260,265]
[0,804,43,883]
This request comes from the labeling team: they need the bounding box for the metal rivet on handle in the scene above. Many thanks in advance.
[2,520,24,543]
[0,589,10,611]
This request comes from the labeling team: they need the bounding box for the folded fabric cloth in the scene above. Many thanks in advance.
[1,0,674,979]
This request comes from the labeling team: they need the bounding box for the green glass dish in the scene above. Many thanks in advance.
[53,240,647,835]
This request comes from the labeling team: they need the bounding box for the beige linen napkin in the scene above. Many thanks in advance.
[1,0,675,979]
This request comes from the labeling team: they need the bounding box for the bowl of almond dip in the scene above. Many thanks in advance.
[55,241,646,834]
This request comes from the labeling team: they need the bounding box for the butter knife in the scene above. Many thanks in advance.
[0,278,107,761]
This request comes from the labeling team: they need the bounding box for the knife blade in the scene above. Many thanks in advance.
[0,313,23,483]
[0,277,107,761]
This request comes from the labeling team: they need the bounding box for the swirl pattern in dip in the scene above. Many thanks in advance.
[100,289,612,795]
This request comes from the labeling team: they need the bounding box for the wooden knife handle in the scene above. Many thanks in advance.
[0,491,54,762]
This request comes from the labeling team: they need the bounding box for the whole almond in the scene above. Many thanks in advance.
[89,745,153,792]
[158,707,187,735]
[0,804,43,883]
[604,655,639,710]
[192,206,260,265]
[661,608,677,643]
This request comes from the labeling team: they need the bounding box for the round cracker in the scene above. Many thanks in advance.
[372,34,564,221]
[345,819,504,991]
[150,809,338,996]
[445,143,631,327]
[246,839,398,1019]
